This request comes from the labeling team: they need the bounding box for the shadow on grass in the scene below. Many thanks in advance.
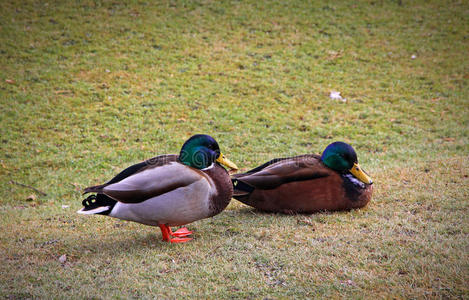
[235,206,340,217]
[72,206,350,256]
[74,226,169,256]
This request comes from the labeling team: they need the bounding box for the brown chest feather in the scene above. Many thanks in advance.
[203,164,233,216]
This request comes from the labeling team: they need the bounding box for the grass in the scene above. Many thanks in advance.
[0,0,468,298]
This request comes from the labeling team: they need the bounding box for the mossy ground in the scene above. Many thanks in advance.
[0,0,467,298]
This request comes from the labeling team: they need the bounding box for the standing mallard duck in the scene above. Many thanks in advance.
[78,134,238,243]
[231,142,373,214]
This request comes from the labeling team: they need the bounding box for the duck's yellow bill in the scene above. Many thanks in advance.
[349,163,373,185]
[217,153,238,170]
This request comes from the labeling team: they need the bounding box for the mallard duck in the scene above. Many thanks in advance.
[231,142,373,214]
[77,134,238,243]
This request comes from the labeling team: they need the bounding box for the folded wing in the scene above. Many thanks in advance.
[233,154,330,190]
[102,161,204,203]
[84,154,179,194]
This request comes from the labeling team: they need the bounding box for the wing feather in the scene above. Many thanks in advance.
[102,162,203,203]
[84,154,178,194]
[234,155,330,190]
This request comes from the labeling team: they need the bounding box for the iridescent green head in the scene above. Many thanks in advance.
[179,134,238,170]
[321,142,373,184]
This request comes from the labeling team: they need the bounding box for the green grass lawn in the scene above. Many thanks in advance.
[1,0,468,298]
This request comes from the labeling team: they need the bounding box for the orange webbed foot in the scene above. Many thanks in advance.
[159,224,193,243]
[170,227,193,237]
[168,237,192,243]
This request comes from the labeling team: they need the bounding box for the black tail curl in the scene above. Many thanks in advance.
[81,194,117,215]
[231,178,255,197]
[82,194,97,207]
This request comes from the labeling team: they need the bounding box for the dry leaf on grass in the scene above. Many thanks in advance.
[329,91,347,102]
[26,194,36,201]
[59,254,67,264]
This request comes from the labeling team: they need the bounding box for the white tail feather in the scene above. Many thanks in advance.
[77,206,110,215]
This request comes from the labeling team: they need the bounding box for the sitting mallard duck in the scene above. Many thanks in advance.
[231,142,373,214]
[78,134,238,243]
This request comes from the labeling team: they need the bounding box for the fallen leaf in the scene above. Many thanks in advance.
[26,194,37,201]
[443,137,455,142]
[5,79,16,84]
[327,50,342,60]
[59,254,67,264]
[329,91,347,102]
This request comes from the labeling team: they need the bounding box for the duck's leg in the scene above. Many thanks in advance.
[158,224,192,243]
[158,224,171,242]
